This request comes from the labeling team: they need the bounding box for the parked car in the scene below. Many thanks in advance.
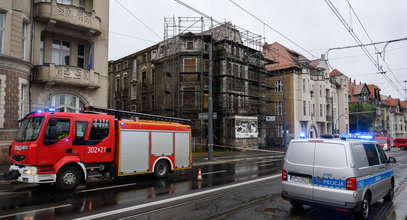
[282,138,396,219]
[393,138,407,150]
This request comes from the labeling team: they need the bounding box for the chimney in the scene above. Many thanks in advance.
[349,78,351,84]
[359,82,361,85]
[354,79,356,84]
[321,54,325,61]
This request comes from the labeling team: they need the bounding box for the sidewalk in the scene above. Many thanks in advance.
[387,181,407,220]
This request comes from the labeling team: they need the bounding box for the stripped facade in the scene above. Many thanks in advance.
[109,18,274,149]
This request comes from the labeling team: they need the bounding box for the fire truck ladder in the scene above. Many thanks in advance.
[81,106,191,124]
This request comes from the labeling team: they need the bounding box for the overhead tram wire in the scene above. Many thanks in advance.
[114,0,162,40]
[227,0,317,59]
[110,31,159,43]
[325,0,405,98]
[346,0,406,98]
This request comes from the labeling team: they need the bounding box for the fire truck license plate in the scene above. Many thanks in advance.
[87,147,107,154]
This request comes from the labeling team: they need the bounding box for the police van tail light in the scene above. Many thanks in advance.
[346,177,357,190]
[282,169,287,181]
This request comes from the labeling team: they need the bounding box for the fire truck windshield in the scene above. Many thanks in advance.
[16,116,44,142]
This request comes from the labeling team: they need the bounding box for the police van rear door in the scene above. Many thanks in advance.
[313,142,350,205]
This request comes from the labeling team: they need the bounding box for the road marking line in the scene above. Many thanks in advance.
[78,183,138,193]
[259,163,276,167]
[73,174,281,220]
[0,204,72,219]
[202,170,227,175]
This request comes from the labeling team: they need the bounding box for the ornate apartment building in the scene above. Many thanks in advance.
[263,42,349,145]
[0,0,109,162]
[109,19,274,149]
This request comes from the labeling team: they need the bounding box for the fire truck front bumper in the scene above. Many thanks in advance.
[5,165,56,184]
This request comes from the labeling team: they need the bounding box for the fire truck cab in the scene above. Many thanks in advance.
[5,107,192,191]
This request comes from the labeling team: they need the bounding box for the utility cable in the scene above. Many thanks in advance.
[114,0,162,40]
[228,0,317,59]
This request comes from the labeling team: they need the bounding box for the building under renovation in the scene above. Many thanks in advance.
[109,17,274,149]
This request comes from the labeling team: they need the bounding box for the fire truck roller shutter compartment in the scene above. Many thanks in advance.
[119,130,150,175]
[175,132,191,168]
[151,132,174,157]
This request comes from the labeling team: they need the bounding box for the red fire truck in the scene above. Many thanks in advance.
[5,106,192,191]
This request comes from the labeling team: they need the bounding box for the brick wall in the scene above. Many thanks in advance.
[0,143,11,165]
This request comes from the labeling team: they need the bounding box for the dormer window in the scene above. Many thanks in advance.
[186,39,194,50]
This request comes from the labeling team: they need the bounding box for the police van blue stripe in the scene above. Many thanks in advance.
[312,170,393,189]
[357,170,393,189]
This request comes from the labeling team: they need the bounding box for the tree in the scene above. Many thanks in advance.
[349,102,377,133]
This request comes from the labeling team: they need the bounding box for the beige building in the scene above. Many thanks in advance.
[263,42,349,145]
[0,0,109,163]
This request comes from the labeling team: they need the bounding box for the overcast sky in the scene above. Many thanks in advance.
[109,0,407,100]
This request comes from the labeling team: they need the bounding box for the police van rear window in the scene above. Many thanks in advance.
[314,143,347,168]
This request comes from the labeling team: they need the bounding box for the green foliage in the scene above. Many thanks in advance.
[349,102,377,133]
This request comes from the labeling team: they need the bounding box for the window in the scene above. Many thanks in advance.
[123,61,128,69]
[132,59,137,77]
[303,101,306,116]
[75,121,88,140]
[0,12,5,54]
[186,39,194,50]
[57,0,72,5]
[363,143,380,166]
[89,120,109,140]
[320,104,323,117]
[375,144,388,164]
[183,58,197,72]
[44,118,70,145]
[275,80,283,92]
[115,77,120,91]
[22,22,28,60]
[276,102,283,115]
[116,63,121,71]
[181,86,197,107]
[77,44,85,68]
[40,38,44,64]
[151,50,157,59]
[232,64,239,77]
[52,40,70,65]
[52,94,85,113]
[79,0,86,9]
[150,94,155,109]
[20,84,28,119]
[122,74,127,90]
[142,71,147,85]
[319,85,322,97]
[131,84,137,100]
[302,79,306,92]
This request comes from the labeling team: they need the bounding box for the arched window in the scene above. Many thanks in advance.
[52,94,86,113]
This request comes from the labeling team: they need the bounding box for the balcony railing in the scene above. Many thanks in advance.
[35,64,100,88]
[35,1,101,36]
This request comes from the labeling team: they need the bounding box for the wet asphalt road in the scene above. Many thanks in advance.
[0,149,406,220]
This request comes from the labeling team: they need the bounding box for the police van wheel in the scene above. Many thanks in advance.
[56,166,82,191]
[290,201,303,209]
[384,180,394,202]
[154,160,169,178]
[357,194,370,220]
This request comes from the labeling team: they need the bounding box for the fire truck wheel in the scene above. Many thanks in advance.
[56,166,82,191]
[154,160,169,178]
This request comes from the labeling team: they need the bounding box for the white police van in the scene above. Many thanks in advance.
[281,138,396,219]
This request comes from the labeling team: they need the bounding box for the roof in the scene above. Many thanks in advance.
[367,84,381,98]
[400,101,407,108]
[348,83,367,96]
[384,98,400,107]
[349,95,359,103]
[329,69,344,76]
[263,42,309,71]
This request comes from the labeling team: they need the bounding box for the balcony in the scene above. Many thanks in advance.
[35,64,100,89]
[35,1,101,36]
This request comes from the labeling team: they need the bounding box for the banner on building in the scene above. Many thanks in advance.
[234,116,258,138]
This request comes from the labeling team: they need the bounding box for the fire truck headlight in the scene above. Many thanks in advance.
[23,170,37,175]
